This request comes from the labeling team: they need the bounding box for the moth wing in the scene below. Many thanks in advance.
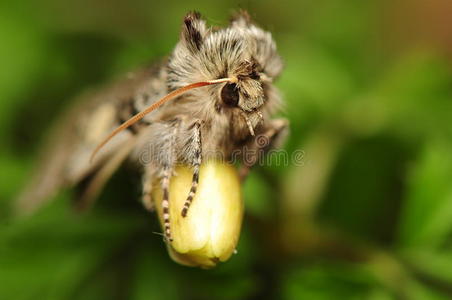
[74,134,138,211]
[15,66,162,216]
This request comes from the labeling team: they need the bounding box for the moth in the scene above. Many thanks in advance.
[17,11,288,242]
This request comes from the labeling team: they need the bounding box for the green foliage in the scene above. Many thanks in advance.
[1,0,452,299]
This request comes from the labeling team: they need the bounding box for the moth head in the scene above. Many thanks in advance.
[168,11,283,113]
[91,12,279,162]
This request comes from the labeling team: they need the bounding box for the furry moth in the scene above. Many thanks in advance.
[17,11,288,244]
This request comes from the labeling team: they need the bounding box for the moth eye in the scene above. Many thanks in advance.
[221,83,239,107]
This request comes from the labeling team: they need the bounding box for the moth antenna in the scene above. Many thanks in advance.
[90,77,237,163]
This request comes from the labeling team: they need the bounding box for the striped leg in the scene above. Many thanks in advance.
[157,119,181,243]
[181,121,202,217]
[161,167,173,242]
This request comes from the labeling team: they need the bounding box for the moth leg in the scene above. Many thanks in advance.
[161,166,173,242]
[181,120,202,217]
[148,119,181,242]
[141,168,155,211]
[240,118,288,180]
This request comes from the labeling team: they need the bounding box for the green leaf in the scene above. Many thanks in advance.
[398,141,452,248]
[0,198,144,300]
[282,262,384,300]
[402,248,452,283]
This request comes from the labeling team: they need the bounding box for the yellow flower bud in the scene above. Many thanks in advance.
[153,160,243,268]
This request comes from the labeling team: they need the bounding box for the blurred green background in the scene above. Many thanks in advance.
[1,0,452,299]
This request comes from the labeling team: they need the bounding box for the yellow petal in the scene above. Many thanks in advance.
[153,160,243,268]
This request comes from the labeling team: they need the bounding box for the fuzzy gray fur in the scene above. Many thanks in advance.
[17,11,288,242]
